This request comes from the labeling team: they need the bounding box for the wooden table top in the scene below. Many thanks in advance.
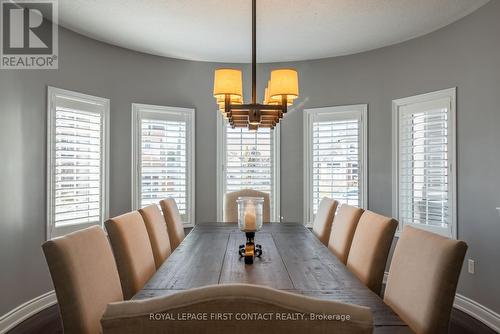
[134,222,412,333]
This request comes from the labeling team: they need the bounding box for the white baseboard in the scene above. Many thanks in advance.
[0,291,57,334]
[454,294,500,333]
[384,272,500,333]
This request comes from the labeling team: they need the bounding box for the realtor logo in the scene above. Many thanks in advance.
[1,0,58,69]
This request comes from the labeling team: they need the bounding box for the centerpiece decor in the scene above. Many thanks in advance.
[212,0,299,130]
[237,197,263,264]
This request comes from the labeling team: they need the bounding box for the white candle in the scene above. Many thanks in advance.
[244,202,257,231]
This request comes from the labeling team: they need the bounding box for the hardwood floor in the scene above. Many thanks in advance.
[449,308,497,334]
[6,304,497,334]
[8,305,62,334]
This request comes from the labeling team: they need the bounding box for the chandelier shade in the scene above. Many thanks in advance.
[217,95,243,106]
[268,69,299,103]
[213,69,243,99]
[265,88,292,106]
[263,87,275,105]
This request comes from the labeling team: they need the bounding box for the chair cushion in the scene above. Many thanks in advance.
[139,204,172,269]
[42,226,123,334]
[384,226,468,334]
[105,211,156,300]
[346,210,398,294]
[328,204,364,264]
[101,284,373,334]
[160,198,186,251]
[312,197,339,246]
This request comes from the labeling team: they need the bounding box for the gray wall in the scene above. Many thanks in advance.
[275,0,500,313]
[0,28,237,315]
[1,0,499,317]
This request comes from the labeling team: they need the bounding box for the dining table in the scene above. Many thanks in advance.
[133,222,412,333]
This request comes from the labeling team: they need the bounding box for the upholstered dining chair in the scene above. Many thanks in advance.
[105,211,156,300]
[384,226,468,334]
[328,204,364,264]
[138,204,172,269]
[346,210,398,295]
[159,198,185,251]
[311,197,339,246]
[42,226,123,334]
[101,284,373,334]
[224,189,271,223]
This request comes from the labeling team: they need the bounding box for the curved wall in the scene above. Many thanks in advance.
[0,26,230,316]
[272,0,500,315]
[0,0,499,321]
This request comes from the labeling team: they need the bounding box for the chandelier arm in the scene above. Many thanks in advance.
[224,94,231,116]
[228,103,283,110]
[282,95,288,113]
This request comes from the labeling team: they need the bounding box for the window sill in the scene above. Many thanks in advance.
[397,222,455,239]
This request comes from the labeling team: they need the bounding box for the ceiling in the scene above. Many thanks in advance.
[58,0,489,63]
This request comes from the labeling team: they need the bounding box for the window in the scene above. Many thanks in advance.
[47,87,109,239]
[217,113,280,221]
[392,88,456,238]
[132,104,195,226]
[304,105,367,226]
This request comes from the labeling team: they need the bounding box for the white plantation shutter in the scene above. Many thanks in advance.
[225,127,273,194]
[47,87,109,238]
[304,105,367,225]
[313,118,360,211]
[218,117,280,221]
[132,105,195,226]
[141,119,187,211]
[394,92,456,238]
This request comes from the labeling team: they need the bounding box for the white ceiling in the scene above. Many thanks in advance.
[58,0,489,63]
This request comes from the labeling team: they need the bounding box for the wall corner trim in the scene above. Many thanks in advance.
[383,272,500,332]
[0,291,56,334]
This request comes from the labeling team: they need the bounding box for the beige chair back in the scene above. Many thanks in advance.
[105,211,156,300]
[139,204,172,269]
[346,210,398,294]
[42,226,123,334]
[384,226,467,334]
[328,204,364,264]
[159,198,186,251]
[224,189,271,223]
[101,284,373,334]
[312,197,339,245]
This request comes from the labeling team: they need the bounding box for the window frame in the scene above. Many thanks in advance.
[46,86,110,239]
[392,88,457,239]
[131,103,196,227]
[216,112,281,222]
[303,104,368,226]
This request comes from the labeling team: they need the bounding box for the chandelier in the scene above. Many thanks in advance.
[213,0,299,130]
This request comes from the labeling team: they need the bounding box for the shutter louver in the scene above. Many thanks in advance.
[398,105,449,228]
[140,119,188,216]
[53,98,105,227]
[312,118,361,214]
[225,126,274,211]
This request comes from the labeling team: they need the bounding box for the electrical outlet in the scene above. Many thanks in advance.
[468,259,475,274]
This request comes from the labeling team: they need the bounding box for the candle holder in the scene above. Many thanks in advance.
[236,197,264,264]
